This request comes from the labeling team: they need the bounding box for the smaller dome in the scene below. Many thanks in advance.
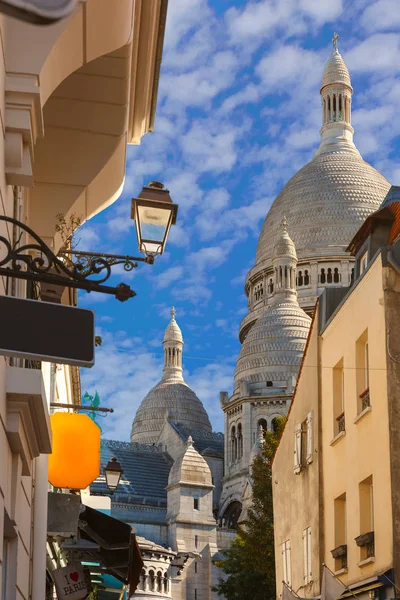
[163,307,183,344]
[168,436,212,487]
[273,216,297,260]
[321,49,351,89]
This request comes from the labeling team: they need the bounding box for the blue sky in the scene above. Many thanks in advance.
[80,0,400,440]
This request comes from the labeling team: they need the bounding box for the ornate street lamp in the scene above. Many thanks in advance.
[104,458,123,494]
[131,181,178,257]
[0,181,178,302]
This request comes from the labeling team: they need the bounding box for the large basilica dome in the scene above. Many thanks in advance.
[131,309,212,444]
[241,41,390,341]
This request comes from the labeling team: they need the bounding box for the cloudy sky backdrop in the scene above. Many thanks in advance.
[79,0,400,439]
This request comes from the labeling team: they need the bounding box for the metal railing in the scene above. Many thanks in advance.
[336,412,345,433]
[360,388,370,411]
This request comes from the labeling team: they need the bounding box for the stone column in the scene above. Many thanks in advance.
[341,260,350,286]
[310,261,319,296]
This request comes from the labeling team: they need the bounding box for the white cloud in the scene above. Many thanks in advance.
[220,83,261,113]
[155,265,185,289]
[360,0,400,32]
[346,33,400,74]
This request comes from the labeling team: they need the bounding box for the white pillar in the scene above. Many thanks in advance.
[31,454,49,600]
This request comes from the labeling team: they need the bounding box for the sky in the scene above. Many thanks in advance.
[79,0,400,440]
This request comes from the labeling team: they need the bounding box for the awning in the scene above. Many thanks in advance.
[47,493,143,597]
[79,505,143,596]
[340,582,384,598]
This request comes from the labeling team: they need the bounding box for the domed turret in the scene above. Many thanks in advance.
[240,33,390,343]
[131,309,212,444]
[234,223,311,396]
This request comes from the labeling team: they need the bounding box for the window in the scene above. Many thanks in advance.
[237,423,243,459]
[149,570,155,592]
[360,251,368,275]
[294,424,302,474]
[304,270,310,285]
[298,271,303,286]
[334,493,347,570]
[334,268,340,283]
[195,535,198,549]
[333,359,345,435]
[194,497,199,511]
[327,268,333,283]
[320,268,326,284]
[195,561,197,574]
[358,476,374,560]
[294,413,313,473]
[231,426,237,462]
[303,527,312,584]
[164,573,168,593]
[356,330,370,413]
[195,590,198,600]
[282,539,291,586]
[157,571,163,593]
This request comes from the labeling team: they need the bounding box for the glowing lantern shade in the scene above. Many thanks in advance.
[48,413,101,489]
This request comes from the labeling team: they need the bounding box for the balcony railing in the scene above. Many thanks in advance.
[360,388,370,411]
[336,412,345,433]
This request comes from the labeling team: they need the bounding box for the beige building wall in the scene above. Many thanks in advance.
[273,313,322,599]
[0,2,166,599]
[321,255,392,584]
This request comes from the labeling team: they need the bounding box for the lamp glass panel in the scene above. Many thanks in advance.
[137,204,172,249]
[105,470,121,489]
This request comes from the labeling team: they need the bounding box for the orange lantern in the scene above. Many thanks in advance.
[48,413,101,489]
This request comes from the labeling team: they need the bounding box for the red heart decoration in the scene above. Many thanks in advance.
[70,572,79,582]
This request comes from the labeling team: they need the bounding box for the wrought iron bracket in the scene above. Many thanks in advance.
[0,215,152,302]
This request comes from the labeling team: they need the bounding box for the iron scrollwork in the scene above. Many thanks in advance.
[0,215,150,302]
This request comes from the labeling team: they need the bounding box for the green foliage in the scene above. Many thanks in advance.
[214,416,286,600]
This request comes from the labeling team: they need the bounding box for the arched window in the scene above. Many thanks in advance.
[237,423,243,459]
[327,268,333,283]
[304,270,310,285]
[279,266,283,287]
[334,268,340,283]
[268,278,274,294]
[164,573,169,594]
[297,270,303,286]
[231,426,237,462]
[271,418,279,433]
[140,569,146,590]
[157,571,163,593]
[350,268,354,285]
[258,419,268,436]
[320,268,326,284]
[149,570,155,592]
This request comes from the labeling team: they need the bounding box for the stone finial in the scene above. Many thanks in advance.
[171,306,176,320]
[187,435,194,447]
[281,215,288,232]
[332,32,339,53]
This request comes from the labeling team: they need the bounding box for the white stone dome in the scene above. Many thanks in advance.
[254,150,390,269]
[321,49,351,89]
[131,380,212,444]
[234,302,311,392]
[131,309,212,444]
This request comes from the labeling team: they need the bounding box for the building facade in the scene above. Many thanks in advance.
[272,187,400,600]
[0,2,167,599]
[218,38,391,530]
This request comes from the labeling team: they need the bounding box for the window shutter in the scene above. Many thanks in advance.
[306,412,313,464]
[307,528,312,580]
[287,540,291,587]
[294,424,302,474]
[282,542,287,584]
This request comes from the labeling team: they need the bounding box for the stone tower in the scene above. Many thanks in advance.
[219,221,311,525]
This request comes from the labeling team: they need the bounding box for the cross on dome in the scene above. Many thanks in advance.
[332,31,339,52]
